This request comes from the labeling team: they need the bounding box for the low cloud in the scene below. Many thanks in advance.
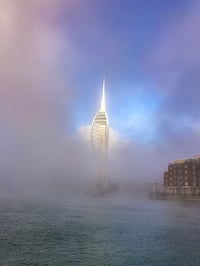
[0,0,93,197]
[1,0,200,198]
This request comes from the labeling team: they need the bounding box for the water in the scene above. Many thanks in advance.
[1,196,200,265]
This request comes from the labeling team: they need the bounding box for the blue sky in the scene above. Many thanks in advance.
[59,0,200,144]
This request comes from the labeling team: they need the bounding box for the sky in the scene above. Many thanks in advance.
[59,0,199,144]
[0,0,200,196]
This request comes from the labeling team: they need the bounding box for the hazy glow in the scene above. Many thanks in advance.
[100,78,106,111]
[79,125,120,149]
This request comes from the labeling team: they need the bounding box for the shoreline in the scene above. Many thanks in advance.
[149,192,200,202]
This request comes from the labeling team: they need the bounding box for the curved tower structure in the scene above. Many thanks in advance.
[91,79,109,195]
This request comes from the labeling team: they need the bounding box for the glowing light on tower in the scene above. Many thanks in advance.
[91,79,109,195]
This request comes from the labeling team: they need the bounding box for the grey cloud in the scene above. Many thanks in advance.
[0,0,94,197]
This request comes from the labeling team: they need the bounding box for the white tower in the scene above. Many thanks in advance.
[91,79,109,195]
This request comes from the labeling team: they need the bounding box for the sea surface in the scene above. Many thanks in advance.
[1,195,200,266]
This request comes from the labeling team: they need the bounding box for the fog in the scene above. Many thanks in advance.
[0,0,82,197]
[0,0,200,200]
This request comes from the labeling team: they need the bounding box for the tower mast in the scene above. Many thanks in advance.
[100,78,106,112]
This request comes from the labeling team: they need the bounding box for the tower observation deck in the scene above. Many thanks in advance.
[91,79,109,195]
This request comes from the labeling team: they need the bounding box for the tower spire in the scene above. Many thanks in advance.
[100,78,106,111]
[91,78,109,196]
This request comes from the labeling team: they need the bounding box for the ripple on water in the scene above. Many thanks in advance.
[0,198,200,265]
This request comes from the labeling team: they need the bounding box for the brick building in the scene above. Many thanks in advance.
[164,156,200,196]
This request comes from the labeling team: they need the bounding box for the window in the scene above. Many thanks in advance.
[193,175,196,186]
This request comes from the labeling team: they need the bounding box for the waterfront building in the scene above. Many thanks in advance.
[164,156,200,197]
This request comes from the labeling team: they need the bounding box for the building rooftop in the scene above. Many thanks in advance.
[171,156,200,164]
